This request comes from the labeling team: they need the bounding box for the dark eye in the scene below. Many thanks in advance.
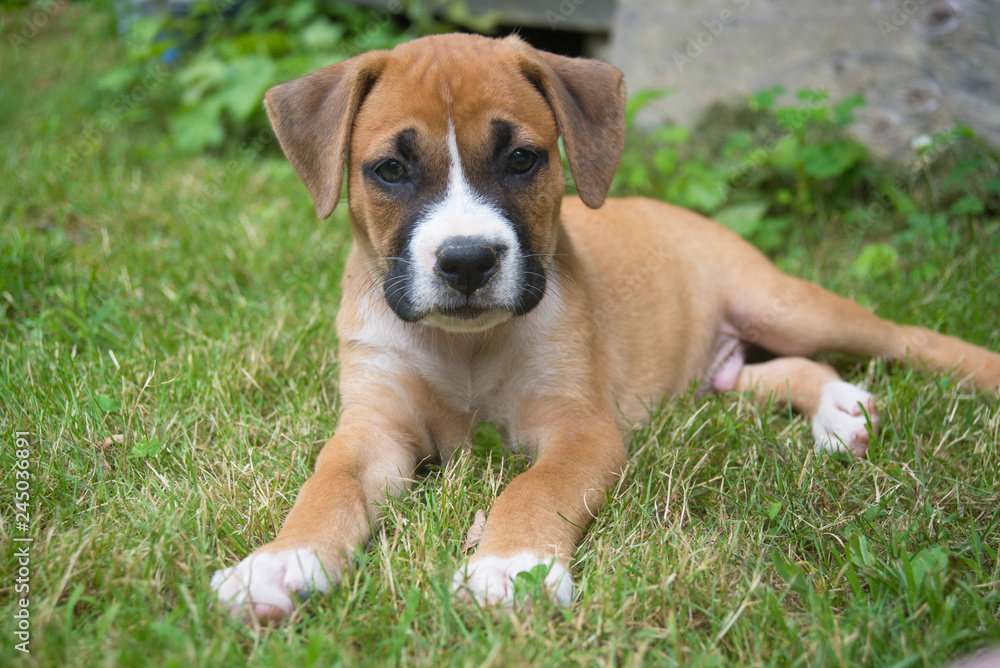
[506,149,537,175]
[375,159,408,184]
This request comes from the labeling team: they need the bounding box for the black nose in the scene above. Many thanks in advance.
[435,240,500,297]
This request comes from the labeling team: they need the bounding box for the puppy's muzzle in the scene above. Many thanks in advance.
[435,238,504,298]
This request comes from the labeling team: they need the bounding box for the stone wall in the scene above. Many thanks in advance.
[607,0,1000,157]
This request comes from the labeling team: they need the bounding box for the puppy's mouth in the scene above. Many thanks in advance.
[427,293,519,325]
[422,303,514,333]
[437,304,492,320]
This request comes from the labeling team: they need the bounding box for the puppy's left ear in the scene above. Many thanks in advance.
[516,42,626,209]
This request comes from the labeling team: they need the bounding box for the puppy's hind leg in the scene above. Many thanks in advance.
[727,267,1000,392]
[732,357,878,457]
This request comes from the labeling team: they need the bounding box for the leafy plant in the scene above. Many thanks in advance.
[129,435,164,458]
[614,85,1000,261]
[102,0,494,152]
[613,90,730,214]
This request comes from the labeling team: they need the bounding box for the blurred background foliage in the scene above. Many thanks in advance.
[100,0,499,151]
[88,0,1000,276]
[3,0,1000,286]
[615,87,1000,263]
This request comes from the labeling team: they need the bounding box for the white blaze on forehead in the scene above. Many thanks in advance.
[419,122,516,249]
[407,121,523,316]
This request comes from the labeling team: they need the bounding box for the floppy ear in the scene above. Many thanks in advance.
[264,51,390,219]
[516,42,626,209]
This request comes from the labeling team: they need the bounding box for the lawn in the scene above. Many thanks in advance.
[2,6,999,667]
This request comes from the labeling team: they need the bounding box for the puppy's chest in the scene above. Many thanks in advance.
[412,341,530,420]
[346,289,567,448]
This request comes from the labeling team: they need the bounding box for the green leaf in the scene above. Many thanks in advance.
[217,58,276,123]
[796,88,829,105]
[905,212,948,235]
[767,500,783,519]
[752,215,794,254]
[473,421,503,459]
[123,15,168,60]
[848,534,875,569]
[942,158,984,190]
[862,505,883,522]
[129,437,164,459]
[776,105,825,133]
[95,395,122,413]
[442,3,503,33]
[950,195,985,216]
[909,545,953,587]
[170,101,225,152]
[982,177,1000,195]
[850,243,900,281]
[800,141,865,180]
[300,19,345,52]
[512,563,553,601]
[714,201,769,237]
[678,180,726,212]
[625,88,674,126]
[768,135,801,172]
[748,85,786,112]
[833,95,866,127]
[652,146,679,175]
[771,551,812,598]
[96,65,142,92]
[844,556,863,597]
[286,0,322,29]
[177,59,229,107]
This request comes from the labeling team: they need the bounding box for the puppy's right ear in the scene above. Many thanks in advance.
[264,52,390,219]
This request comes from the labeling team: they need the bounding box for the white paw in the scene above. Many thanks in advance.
[452,552,574,607]
[211,548,334,622]
[811,381,879,457]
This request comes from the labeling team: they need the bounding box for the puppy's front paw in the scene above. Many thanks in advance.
[211,548,336,622]
[812,381,879,457]
[452,552,573,607]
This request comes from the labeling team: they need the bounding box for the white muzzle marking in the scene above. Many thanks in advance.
[405,123,523,328]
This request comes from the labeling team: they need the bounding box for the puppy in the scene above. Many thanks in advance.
[212,33,1000,620]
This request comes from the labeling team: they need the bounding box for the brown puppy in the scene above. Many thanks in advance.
[212,34,1000,621]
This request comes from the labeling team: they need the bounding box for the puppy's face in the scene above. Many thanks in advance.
[347,40,563,332]
[264,34,626,332]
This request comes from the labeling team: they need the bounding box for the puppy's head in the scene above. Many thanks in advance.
[265,34,625,332]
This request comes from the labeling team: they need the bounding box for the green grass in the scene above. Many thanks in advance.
[2,7,999,667]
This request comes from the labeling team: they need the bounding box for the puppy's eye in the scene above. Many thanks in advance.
[375,160,408,184]
[506,149,537,175]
